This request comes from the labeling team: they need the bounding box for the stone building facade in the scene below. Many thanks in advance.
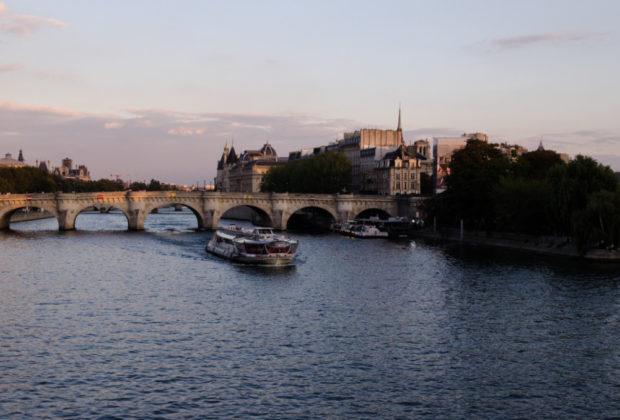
[0,151,27,168]
[286,110,433,196]
[215,142,287,193]
[340,110,404,192]
[372,140,433,195]
[53,157,91,181]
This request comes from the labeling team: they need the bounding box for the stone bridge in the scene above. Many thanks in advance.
[0,191,425,231]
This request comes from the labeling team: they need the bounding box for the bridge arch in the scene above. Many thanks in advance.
[141,201,205,230]
[0,203,59,230]
[71,204,131,231]
[214,202,273,229]
[283,204,338,231]
[354,207,393,220]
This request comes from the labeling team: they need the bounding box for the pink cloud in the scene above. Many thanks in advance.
[104,121,125,129]
[0,100,83,117]
[0,101,360,184]
[168,127,205,136]
[0,62,24,72]
[0,2,68,37]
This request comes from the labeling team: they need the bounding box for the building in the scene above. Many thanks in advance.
[286,110,434,195]
[374,144,424,195]
[215,142,287,192]
[340,110,404,192]
[433,134,491,193]
[53,157,91,181]
[35,160,52,173]
[433,137,467,193]
[498,143,528,161]
[0,151,28,168]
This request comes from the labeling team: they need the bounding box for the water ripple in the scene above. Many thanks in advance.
[0,215,619,418]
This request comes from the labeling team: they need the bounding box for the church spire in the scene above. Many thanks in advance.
[397,107,402,131]
[18,149,24,162]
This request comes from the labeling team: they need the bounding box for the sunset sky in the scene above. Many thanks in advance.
[1,0,619,185]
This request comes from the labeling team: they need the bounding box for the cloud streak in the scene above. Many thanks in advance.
[0,2,68,37]
[0,101,359,184]
[480,32,606,53]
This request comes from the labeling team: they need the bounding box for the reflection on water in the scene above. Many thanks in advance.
[1,211,619,418]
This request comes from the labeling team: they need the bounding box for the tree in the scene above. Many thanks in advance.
[442,139,511,229]
[424,141,620,254]
[261,152,351,194]
[513,149,565,180]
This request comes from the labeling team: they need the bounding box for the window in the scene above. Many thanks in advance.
[403,182,408,189]
[396,182,400,189]
[411,173,415,180]
[396,173,400,180]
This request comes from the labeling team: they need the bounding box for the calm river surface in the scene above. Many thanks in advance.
[1,210,619,419]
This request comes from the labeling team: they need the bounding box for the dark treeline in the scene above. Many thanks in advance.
[0,167,174,194]
[260,152,351,194]
[425,139,620,253]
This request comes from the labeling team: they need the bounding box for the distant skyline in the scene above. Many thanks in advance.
[1,0,619,184]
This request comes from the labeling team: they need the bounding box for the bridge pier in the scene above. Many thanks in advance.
[127,191,147,230]
[336,197,353,223]
[57,210,76,231]
[127,210,143,231]
[56,194,77,231]
[0,210,11,230]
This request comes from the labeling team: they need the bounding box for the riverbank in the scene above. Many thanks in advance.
[412,228,620,261]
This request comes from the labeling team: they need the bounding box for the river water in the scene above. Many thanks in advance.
[1,210,619,419]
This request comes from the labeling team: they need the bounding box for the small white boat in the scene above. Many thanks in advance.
[350,224,389,238]
[206,225,298,265]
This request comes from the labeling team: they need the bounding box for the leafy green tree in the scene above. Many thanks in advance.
[261,152,351,194]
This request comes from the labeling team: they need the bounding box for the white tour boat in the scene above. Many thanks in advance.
[206,225,298,265]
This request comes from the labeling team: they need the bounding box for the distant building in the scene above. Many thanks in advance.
[537,140,570,163]
[340,110,404,192]
[286,110,436,195]
[0,152,28,168]
[36,160,52,173]
[53,157,91,181]
[462,132,488,142]
[498,143,528,161]
[433,137,468,193]
[373,144,424,195]
[215,142,287,192]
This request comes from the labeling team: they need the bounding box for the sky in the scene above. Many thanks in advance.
[1,0,619,185]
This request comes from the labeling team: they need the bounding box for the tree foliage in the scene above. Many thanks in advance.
[425,141,620,253]
[260,152,351,194]
[0,167,173,194]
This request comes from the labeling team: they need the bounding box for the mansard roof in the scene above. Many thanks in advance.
[382,144,409,161]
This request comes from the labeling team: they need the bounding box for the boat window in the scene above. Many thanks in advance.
[245,244,266,254]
